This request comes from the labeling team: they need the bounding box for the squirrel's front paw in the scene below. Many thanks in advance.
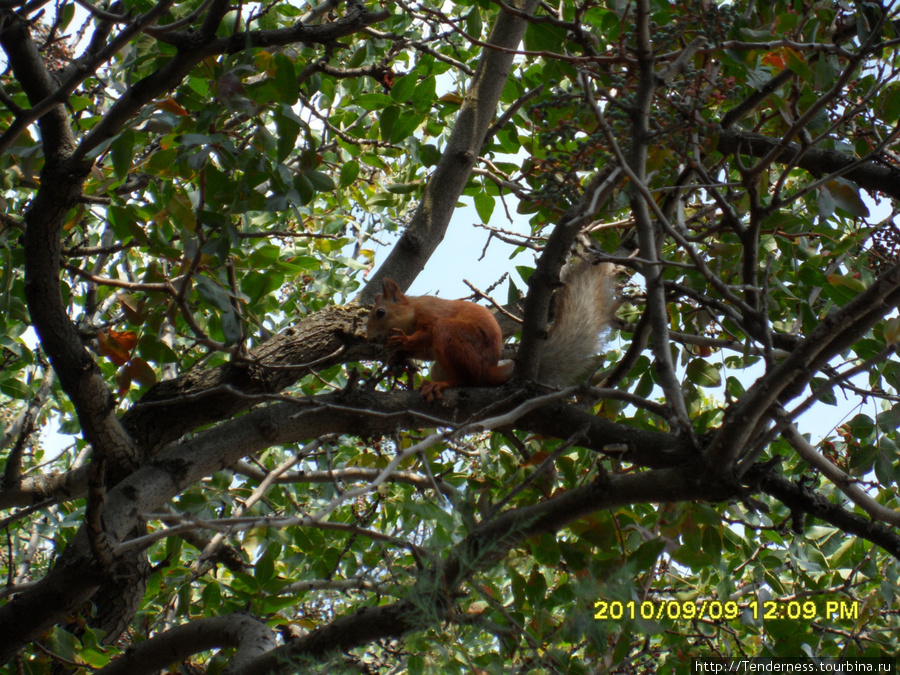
[386,328,408,349]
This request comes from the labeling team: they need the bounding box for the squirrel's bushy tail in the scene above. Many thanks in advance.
[537,261,617,387]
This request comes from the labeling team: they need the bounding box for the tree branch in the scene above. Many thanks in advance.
[93,613,276,675]
[716,129,900,201]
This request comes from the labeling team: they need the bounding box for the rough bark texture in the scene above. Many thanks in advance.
[122,304,372,454]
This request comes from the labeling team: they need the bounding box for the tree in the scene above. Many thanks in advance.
[1,0,899,670]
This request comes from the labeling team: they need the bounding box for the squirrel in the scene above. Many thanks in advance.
[366,261,617,401]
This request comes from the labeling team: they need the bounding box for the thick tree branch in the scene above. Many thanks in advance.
[0,385,691,510]
[17,149,138,472]
[122,304,371,454]
[716,129,900,201]
[751,465,900,557]
[93,613,276,675]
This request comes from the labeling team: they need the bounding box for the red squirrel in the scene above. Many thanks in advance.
[366,262,616,401]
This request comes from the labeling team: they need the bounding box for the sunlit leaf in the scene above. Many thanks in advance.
[474,190,495,224]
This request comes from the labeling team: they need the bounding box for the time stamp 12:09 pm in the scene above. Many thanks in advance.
[593,598,861,622]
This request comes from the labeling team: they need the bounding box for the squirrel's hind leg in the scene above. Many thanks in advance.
[418,319,500,400]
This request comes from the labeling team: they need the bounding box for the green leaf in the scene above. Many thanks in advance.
[532,534,561,566]
[379,105,399,141]
[524,22,567,53]
[629,539,666,572]
[685,358,721,387]
[147,147,178,173]
[59,1,75,29]
[846,413,875,440]
[110,129,135,180]
[474,190,495,224]
[874,437,900,486]
[823,179,870,218]
[410,76,436,113]
[385,182,420,194]
[346,46,367,68]
[408,654,425,675]
[80,648,112,668]
[50,627,80,661]
[293,172,315,205]
[826,273,867,294]
[418,143,441,166]
[339,160,360,188]
[247,244,281,267]
[0,335,22,357]
[305,169,336,192]
[242,270,285,303]
[353,92,393,111]
[274,52,299,105]
[814,54,837,91]
[179,133,221,147]
[465,8,482,37]
[274,106,301,162]
[0,374,30,399]
[195,276,232,312]
[875,405,900,433]
[389,73,418,102]
[255,552,275,584]
[877,83,900,123]
[390,112,424,143]
[221,308,243,345]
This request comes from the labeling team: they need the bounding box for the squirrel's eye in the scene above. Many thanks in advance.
[375,308,386,318]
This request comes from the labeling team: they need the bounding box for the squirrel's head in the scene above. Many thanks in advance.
[366,278,410,343]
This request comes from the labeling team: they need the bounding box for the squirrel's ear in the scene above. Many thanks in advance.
[382,278,405,301]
